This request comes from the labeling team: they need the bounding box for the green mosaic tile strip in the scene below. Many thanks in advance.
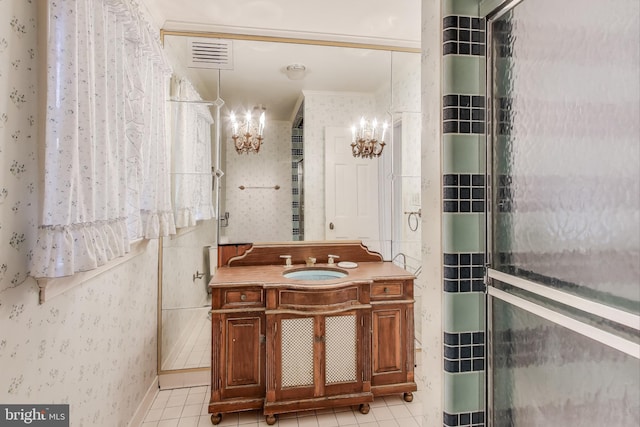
[443,134,486,174]
[444,371,485,413]
[443,213,485,253]
[443,55,485,95]
[479,0,507,17]
[444,0,481,16]
[444,292,485,332]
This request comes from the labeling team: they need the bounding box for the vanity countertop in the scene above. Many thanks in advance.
[209,261,414,288]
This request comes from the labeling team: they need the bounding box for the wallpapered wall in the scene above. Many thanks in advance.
[0,1,160,426]
[0,0,37,290]
[221,120,293,243]
[302,91,377,241]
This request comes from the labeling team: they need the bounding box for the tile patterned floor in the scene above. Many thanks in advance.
[140,385,425,427]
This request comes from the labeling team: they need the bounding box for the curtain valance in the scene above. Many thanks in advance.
[32,0,176,278]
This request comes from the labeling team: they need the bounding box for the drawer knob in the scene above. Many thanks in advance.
[240,294,247,301]
[384,287,390,293]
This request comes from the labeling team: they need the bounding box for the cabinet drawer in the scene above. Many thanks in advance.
[222,288,264,308]
[370,282,404,300]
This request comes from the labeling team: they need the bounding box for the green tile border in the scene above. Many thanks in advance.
[443,213,485,253]
[444,292,486,332]
[444,371,485,413]
[443,134,486,174]
[443,55,486,95]
[444,0,481,16]
[441,3,487,422]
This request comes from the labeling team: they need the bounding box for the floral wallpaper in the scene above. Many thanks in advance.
[221,120,293,243]
[0,0,38,292]
[1,1,161,426]
[302,91,377,241]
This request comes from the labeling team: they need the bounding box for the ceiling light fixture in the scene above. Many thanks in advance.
[351,117,387,158]
[230,105,266,154]
[285,64,306,80]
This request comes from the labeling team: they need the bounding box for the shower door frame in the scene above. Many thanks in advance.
[483,0,640,424]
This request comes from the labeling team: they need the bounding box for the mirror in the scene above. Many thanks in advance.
[159,33,422,375]
[162,34,421,257]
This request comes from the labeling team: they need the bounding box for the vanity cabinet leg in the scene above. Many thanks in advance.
[210,413,222,425]
[265,414,277,425]
[359,403,370,414]
[403,392,414,402]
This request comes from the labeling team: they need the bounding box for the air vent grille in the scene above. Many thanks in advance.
[187,37,233,70]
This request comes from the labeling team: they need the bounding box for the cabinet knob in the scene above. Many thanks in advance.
[240,294,247,301]
[384,287,390,293]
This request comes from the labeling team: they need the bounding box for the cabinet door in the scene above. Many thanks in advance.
[372,306,406,385]
[324,313,369,396]
[273,312,367,401]
[276,316,316,400]
[221,314,265,399]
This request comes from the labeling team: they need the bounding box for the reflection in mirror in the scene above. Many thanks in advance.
[161,221,216,371]
[388,52,422,341]
[158,36,222,373]
[216,40,395,252]
[159,34,423,374]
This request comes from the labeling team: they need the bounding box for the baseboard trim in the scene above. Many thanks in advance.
[128,376,159,427]
[158,369,209,389]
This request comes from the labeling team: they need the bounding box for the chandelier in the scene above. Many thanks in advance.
[230,105,266,154]
[351,117,387,158]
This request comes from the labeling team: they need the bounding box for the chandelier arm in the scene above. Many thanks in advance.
[351,143,360,157]
[233,136,243,152]
[373,140,386,156]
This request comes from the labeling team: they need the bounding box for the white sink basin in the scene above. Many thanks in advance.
[283,268,347,281]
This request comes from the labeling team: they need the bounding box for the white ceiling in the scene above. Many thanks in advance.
[142,0,421,46]
[142,0,422,121]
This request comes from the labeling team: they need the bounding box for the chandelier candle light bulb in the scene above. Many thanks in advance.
[258,111,265,136]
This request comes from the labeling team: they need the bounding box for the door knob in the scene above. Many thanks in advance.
[329,222,334,230]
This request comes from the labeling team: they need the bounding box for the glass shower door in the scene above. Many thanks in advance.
[486,0,640,425]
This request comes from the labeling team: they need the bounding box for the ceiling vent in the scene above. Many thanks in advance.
[187,37,233,70]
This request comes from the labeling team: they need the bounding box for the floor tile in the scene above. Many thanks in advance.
[139,382,427,427]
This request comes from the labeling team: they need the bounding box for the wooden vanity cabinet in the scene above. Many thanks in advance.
[370,279,417,401]
[209,285,266,424]
[208,243,417,426]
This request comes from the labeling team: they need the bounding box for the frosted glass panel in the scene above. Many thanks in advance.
[490,0,640,313]
[491,299,640,426]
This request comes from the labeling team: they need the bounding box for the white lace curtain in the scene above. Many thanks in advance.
[31,0,176,278]
[170,78,216,228]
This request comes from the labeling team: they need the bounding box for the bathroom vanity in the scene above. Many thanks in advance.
[208,241,416,425]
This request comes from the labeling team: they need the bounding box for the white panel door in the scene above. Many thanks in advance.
[325,127,379,242]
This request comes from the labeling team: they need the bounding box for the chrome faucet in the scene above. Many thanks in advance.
[279,255,292,267]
